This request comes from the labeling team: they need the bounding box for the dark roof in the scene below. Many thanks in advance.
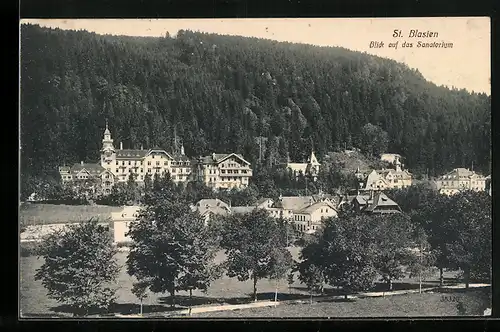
[364,192,401,213]
[171,153,191,162]
[196,153,250,165]
[116,149,149,159]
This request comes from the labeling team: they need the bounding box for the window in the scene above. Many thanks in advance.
[148,168,151,173]
[140,168,143,173]
[140,161,143,166]
[116,168,118,173]
[156,161,160,166]
[164,161,168,166]
[148,161,151,165]
[128,161,131,165]
[122,161,125,166]
[116,161,118,165]
[152,155,155,159]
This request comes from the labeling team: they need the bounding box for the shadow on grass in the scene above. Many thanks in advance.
[434,286,491,295]
[50,303,178,316]
[159,292,313,307]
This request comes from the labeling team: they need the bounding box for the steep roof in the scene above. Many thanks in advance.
[196,153,250,166]
[364,192,401,213]
[298,200,337,214]
[275,196,315,211]
[194,199,231,216]
[116,149,149,159]
[254,198,273,207]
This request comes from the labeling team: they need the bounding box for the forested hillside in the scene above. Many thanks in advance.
[20,24,491,180]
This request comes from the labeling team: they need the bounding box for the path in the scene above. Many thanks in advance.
[115,283,490,317]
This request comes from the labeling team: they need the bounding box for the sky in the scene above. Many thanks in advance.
[21,18,491,95]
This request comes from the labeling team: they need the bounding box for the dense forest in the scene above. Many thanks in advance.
[20,24,491,182]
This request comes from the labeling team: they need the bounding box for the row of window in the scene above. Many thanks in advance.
[207,177,248,182]
[114,160,191,166]
[114,168,191,174]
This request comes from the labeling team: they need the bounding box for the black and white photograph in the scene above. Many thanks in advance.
[19,17,491,318]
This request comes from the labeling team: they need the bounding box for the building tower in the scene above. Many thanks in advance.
[306,150,321,181]
[394,156,402,172]
[100,119,116,169]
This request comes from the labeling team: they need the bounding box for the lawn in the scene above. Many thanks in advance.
[190,288,491,317]
[20,246,482,318]
[20,203,123,226]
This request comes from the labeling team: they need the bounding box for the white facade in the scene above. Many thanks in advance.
[111,206,141,243]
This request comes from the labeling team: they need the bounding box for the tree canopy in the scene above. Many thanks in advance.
[21,24,491,184]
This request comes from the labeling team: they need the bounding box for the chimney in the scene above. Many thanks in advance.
[81,161,84,165]
[120,142,123,150]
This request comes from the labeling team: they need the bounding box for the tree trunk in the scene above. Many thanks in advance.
[171,287,176,308]
[310,292,313,304]
[388,279,393,291]
[140,300,143,316]
[253,274,258,302]
[274,287,278,303]
[439,267,444,287]
[189,289,193,316]
[419,272,422,294]
[464,267,470,289]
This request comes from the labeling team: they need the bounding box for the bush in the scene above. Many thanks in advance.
[116,241,132,248]
[20,242,41,257]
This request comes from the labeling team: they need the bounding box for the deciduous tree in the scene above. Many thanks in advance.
[220,209,293,302]
[34,218,120,316]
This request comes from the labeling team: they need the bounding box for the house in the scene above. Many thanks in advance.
[191,199,232,222]
[192,153,253,190]
[110,205,141,244]
[352,191,402,214]
[358,155,412,191]
[254,198,274,209]
[292,200,338,234]
[286,150,321,181]
[435,168,487,195]
[59,162,116,195]
[59,121,252,193]
[272,194,338,233]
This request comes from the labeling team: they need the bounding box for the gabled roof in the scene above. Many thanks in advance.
[196,153,250,166]
[70,163,105,176]
[254,198,273,207]
[298,200,337,214]
[364,192,401,213]
[438,168,487,181]
[194,199,231,216]
[217,153,251,165]
[146,149,174,160]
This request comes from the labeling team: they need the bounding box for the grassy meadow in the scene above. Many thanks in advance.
[20,203,123,226]
[20,246,486,318]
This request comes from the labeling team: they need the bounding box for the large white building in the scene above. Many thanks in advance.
[286,150,321,181]
[59,122,253,193]
[192,153,253,190]
[435,168,487,195]
[356,155,412,191]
